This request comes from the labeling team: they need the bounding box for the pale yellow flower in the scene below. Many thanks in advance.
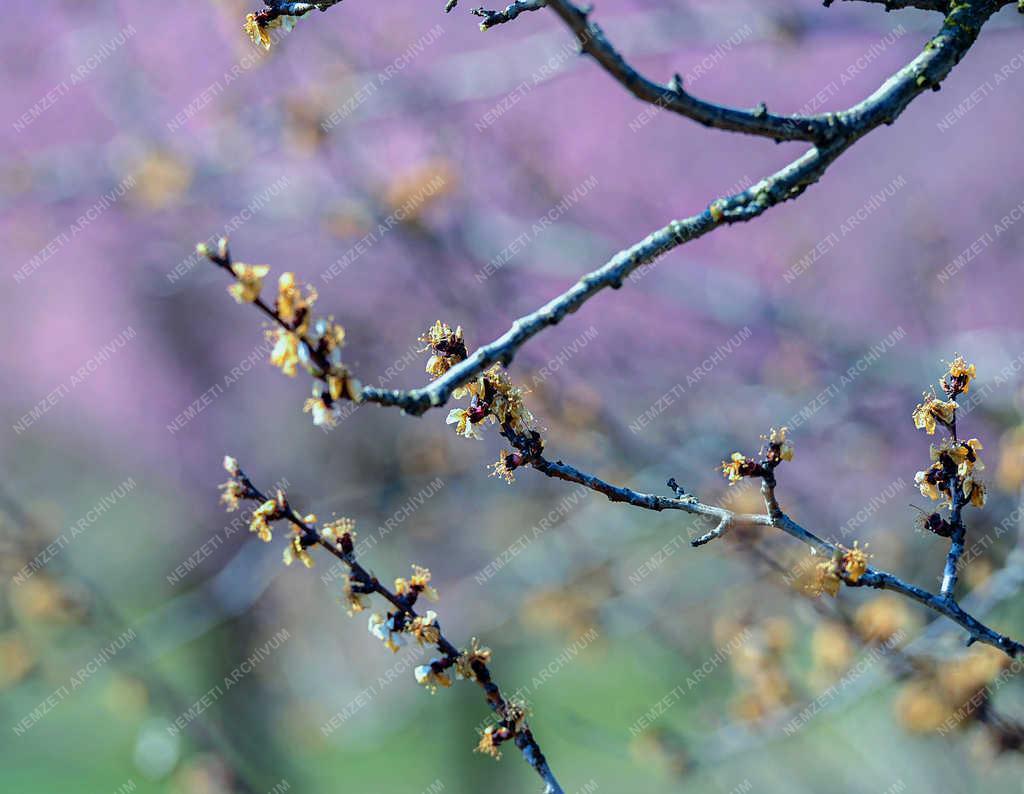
[283,536,314,568]
[304,396,336,427]
[227,263,270,303]
[276,272,316,325]
[269,329,300,377]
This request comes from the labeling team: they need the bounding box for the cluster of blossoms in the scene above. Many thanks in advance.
[720,427,793,485]
[199,238,362,428]
[806,542,870,598]
[913,356,986,518]
[419,321,540,483]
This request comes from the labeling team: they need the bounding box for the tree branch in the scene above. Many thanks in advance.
[357,0,1010,412]
[472,1,547,30]
[541,0,837,143]
[823,0,951,11]
[222,460,565,794]
[217,2,1009,422]
[522,451,1024,658]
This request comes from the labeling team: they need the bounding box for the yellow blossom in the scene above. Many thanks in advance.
[396,565,438,602]
[419,321,467,378]
[842,542,870,583]
[268,329,300,377]
[276,272,316,325]
[489,451,519,484]
[721,452,750,484]
[327,371,362,402]
[321,517,356,549]
[484,366,533,432]
[219,479,245,512]
[227,263,270,304]
[249,499,278,542]
[320,321,346,352]
[304,396,336,427]
[283,536,314,568]
[476,726,505,759]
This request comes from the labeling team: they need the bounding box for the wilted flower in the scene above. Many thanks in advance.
[936,437,984,477]
[912,394,957,435]
[915,462,948,504]
[962,475,987,508]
